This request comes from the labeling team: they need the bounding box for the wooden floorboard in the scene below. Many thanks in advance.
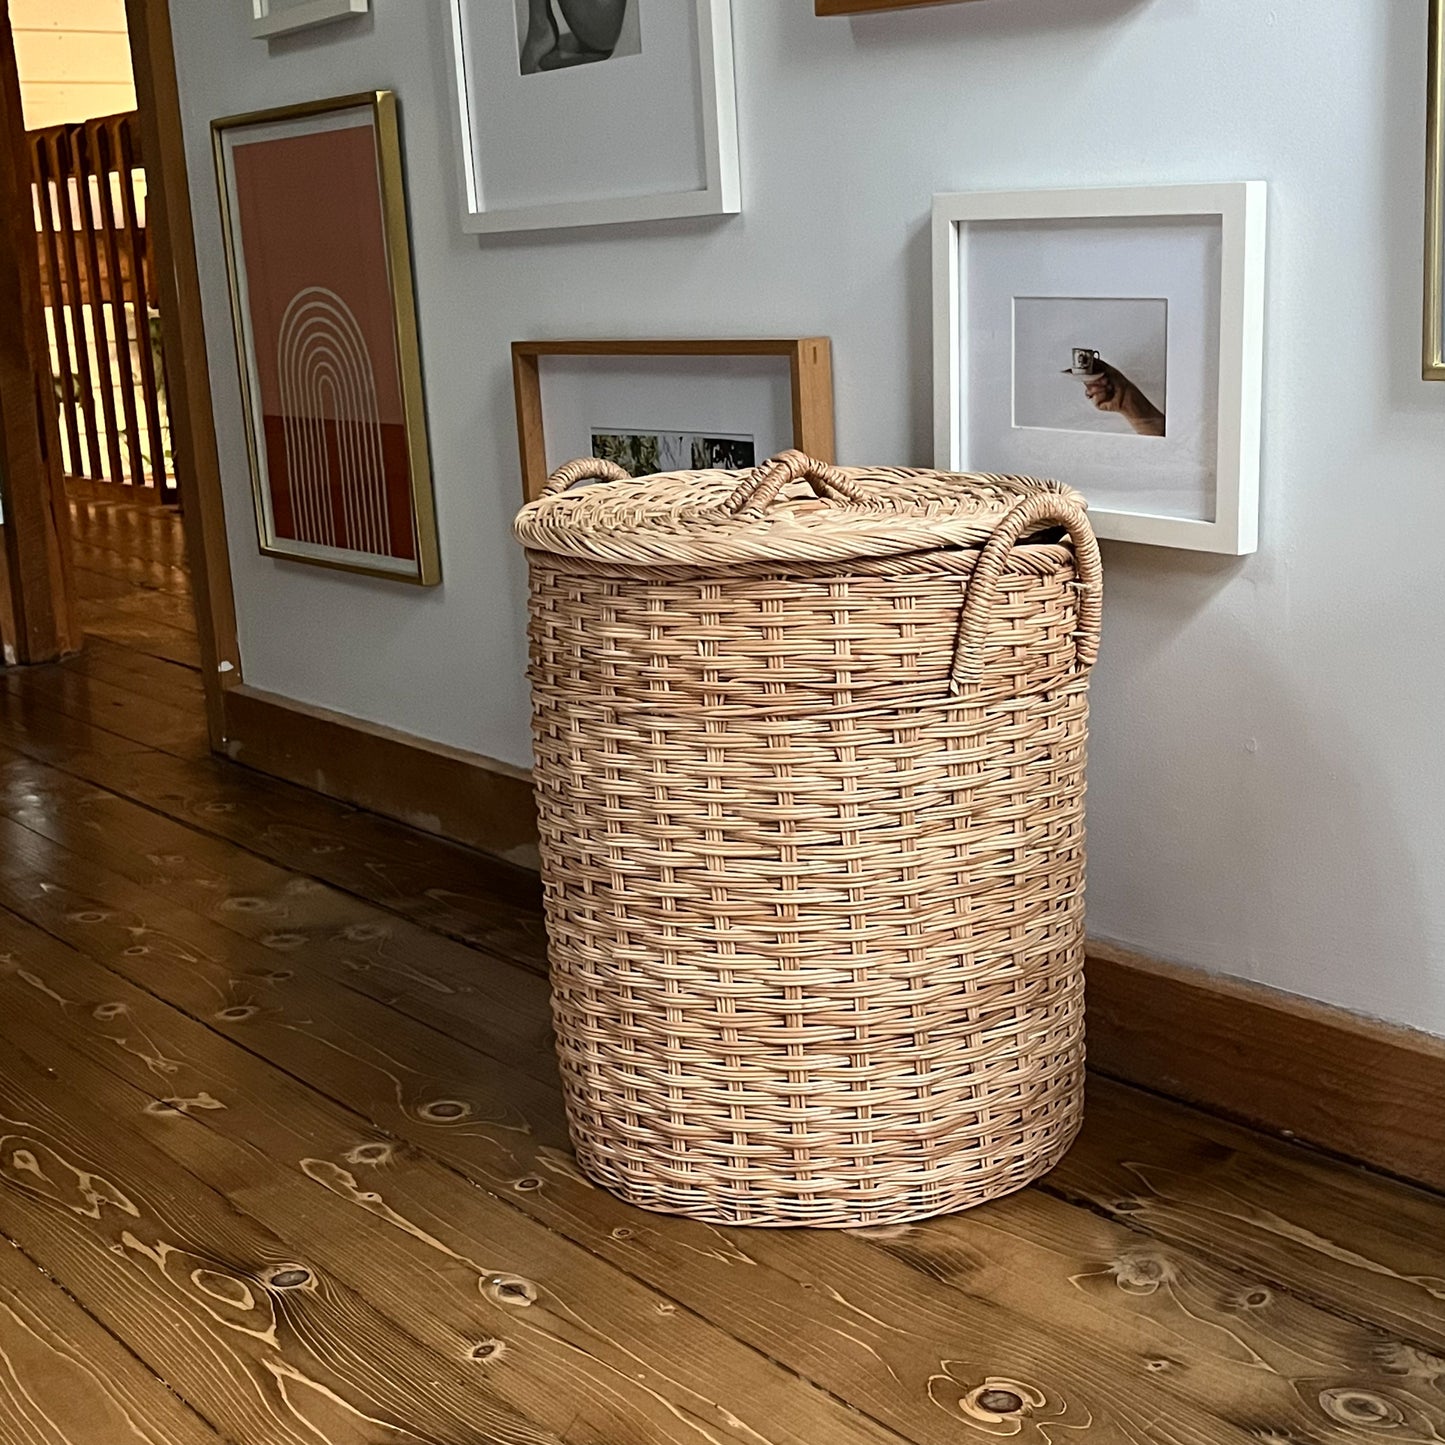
[64,499,203,671]
[0,1231,226,1445]
[71,538,192,599]
[3,822,1444,1441]
[78,605,203,670]
[0,663,211,760]
[0,915,915,1445]
[66,632,207,701]
[0,494,1440,1443]
[0,1031,563,1445]
[0,729,549,964]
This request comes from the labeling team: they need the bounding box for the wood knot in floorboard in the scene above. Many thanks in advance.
[418,1099,471,1122]
[1108,1250,1174,1294]
[262,1265,314,1291]
[975,1389,1025,1415]
[929,1368,1084,1434]
[344,1141,398,1167]
[1318,1388,1406,1428]
[482,1273,539,1308]
[260,933,307,951]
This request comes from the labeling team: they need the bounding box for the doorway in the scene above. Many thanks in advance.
[0,0,237,749]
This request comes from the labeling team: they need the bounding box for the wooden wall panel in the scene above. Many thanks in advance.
[1086,941,1445,1195]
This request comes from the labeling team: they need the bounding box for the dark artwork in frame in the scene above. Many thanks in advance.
[591,429,756,477]
[516,0,642,76]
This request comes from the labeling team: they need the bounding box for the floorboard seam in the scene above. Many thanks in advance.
[0,1216,241,1444]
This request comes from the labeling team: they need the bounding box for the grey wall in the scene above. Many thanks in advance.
[171,0,1445,1035]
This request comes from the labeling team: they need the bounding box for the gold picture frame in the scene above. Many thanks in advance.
[1426,0,1445,378]
[512,338,835,502]
[212,92,440,583]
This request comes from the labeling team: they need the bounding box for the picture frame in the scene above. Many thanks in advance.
[445,0,740,234]
[212,91,440,584]
[512,338,834,501]
[933,182,1266,555]
[1425,0,1445,378]
[251,0,368,40]
[815,0,981,12]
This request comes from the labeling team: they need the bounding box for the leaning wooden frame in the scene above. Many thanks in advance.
[511,337,835,503]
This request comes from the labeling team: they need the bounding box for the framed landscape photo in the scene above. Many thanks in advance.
[251,0,368,39]
[212,91,440,584]
[445,0,740,234]
[512,339,834,500]
[933,182,1266,555]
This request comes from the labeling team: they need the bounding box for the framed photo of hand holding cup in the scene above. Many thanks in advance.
[933,183,1266,555]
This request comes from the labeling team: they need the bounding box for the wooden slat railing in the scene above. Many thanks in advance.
[29,112,176,504]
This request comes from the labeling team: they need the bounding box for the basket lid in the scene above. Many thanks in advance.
[514,450,1088,567]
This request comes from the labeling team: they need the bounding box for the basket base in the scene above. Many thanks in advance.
[567,1109,1084,1229]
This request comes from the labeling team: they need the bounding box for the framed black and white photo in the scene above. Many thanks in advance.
[251,0,368,40]
[512,339,834,500]
[515,0,642,75]
[933,183,1266,554]
[446,0,739,234]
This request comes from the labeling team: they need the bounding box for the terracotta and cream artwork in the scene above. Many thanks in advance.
[213,93,439,583]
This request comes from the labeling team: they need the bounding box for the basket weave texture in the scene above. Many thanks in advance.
[516,451,1103,1227]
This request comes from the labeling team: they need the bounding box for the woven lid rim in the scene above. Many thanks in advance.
[514,461,1087,568]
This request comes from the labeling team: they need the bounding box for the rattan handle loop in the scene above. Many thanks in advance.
[949,492,1103,694]
[724,450,865,514]
[541,457,631,498]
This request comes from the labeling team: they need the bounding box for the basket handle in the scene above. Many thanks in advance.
[949,491,1103,694]
[540,457,631,498]
[724,449,865,514]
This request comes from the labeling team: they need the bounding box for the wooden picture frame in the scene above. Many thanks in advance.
[512,339,834,501]
[212,91,440,584]
[815,0,983,13]
[445,0,739,234]
[251,0,368,39]
[933,182,1266,555]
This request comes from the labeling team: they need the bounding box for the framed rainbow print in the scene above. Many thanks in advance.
[212,91,440,584]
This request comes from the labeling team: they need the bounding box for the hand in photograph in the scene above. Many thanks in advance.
[522,0,630,72]
[1082,361,1166,438]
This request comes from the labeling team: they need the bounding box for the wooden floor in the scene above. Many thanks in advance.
[0,491,1442,1445]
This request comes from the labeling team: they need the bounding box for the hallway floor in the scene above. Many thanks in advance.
[0,494,1442,1444]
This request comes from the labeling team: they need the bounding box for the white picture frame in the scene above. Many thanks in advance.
[251,0,368,39]
[445,0,740,235]
[933,183,1266,555]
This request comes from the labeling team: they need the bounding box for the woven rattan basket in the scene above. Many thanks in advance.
[515,450,1103,1227]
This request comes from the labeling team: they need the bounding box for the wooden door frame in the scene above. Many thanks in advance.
[123,0,239,748]
[0,0,238,736]
[0,1,79,665]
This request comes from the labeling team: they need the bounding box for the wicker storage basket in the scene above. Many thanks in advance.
[515,450,1103,1227]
